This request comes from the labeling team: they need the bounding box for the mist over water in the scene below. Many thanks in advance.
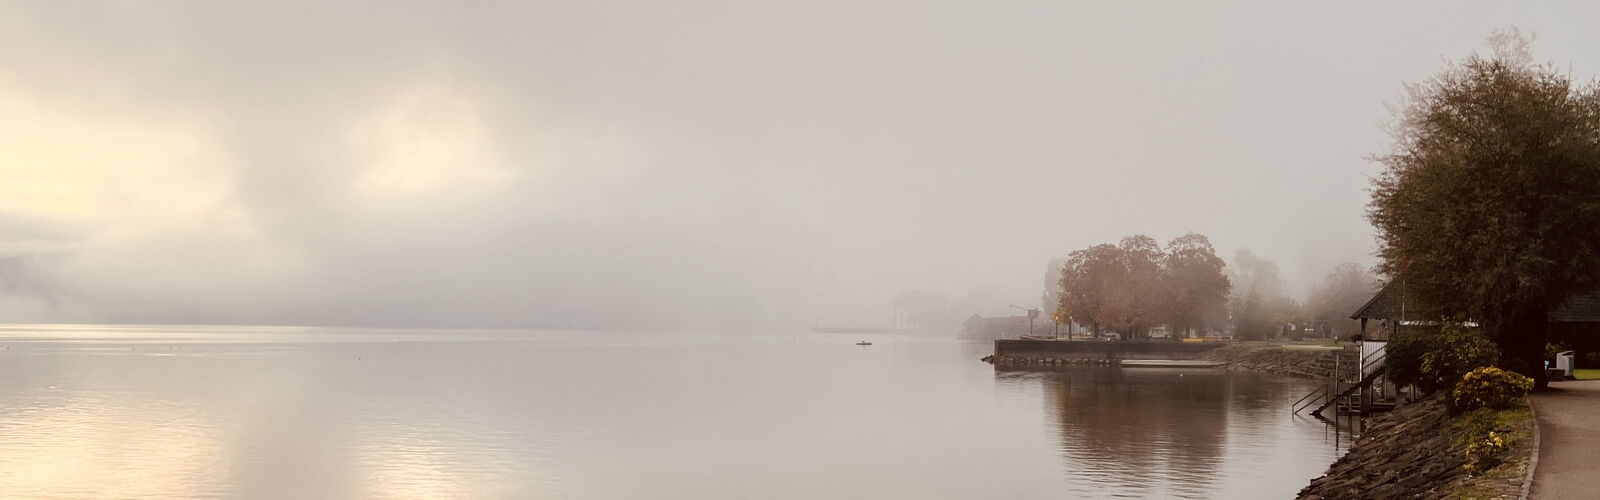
[9,4,1597,498]
[0,326,1344,499]
[5,3,1599,331]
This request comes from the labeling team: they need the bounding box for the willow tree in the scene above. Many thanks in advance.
[1369,32,1600,387]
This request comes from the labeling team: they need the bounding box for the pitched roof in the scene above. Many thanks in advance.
[1551,293,1600,322]
[1350,282,1402,320]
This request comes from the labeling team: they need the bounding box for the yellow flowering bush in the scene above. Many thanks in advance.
[1464,431,1509,475]
[1451,366,1534,412]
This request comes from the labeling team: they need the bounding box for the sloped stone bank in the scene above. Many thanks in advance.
[1298,395,1535,500]
[1198,343,1349,378]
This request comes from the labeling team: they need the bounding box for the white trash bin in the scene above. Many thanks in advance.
[1556,351,1576,380]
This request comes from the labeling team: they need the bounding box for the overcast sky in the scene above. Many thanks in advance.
[2,2,1598,330]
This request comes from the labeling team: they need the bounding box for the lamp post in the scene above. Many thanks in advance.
[1011,305,1040,338]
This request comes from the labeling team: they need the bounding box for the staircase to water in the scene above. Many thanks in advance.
[1291,346,1395,420]
[1311,350,1353,378]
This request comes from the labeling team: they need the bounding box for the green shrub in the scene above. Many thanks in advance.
[1384,325,1434,389]
[1452,366,1534,413]
[1389,323,1499,393]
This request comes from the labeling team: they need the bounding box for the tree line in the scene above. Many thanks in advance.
[1054,233,1230,339]
[1051,234,1379,340]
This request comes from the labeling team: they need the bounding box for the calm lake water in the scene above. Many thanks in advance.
[0,325,1348,499]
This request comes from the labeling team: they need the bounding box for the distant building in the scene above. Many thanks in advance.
[959,314,1036,341]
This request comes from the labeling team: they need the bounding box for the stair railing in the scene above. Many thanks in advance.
[1357,347,1386,375]
[1292,348,1384,416]
[1291,384,1330,414]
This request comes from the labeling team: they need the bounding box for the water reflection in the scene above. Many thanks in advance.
[0,330,550,499]
[1008,366,1349,499]
[0,326,1350,499]
[0,395,225,498]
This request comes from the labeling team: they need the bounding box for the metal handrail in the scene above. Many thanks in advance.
[1359,347,1385,367]
[1292,348,1388,415]
[1291,384,1329,414]
[1352,346,1387,382]
[1311,364,1391,417]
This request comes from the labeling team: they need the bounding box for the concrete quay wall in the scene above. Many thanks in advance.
[992,339,1226,360]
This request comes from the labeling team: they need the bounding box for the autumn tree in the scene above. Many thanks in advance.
[1057,243,1124,335]
[1057,233,1230,340]
[1159,233,1231,338]
[1369,31,1600,387]
[1104,235,1164,339]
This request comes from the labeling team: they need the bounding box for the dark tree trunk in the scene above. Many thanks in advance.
[1494,308,1550,389]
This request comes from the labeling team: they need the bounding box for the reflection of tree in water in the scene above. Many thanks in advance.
[1042,368,1237,498]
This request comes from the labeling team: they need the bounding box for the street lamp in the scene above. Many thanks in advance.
[1010,305,1040,338]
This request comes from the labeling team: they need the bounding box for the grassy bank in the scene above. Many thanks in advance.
[1198,342,1350,378]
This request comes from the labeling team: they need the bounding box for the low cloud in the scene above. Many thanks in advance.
[5,2,1586,331]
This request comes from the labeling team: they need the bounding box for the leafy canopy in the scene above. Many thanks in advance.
[1368,30,1600,382]
[1056,233,1230,338]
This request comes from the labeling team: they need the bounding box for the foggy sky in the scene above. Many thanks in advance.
[3,2,1598,331]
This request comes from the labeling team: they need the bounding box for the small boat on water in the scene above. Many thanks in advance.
[855,341,872,346]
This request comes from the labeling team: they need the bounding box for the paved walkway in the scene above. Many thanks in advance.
[1530,380,1600,499]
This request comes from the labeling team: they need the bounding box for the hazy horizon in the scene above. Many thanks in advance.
[4,2,1599,331]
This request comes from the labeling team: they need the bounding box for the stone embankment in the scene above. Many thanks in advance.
[982,341,1358,376]
[981,355,1121,368]
[1298,395,1536,499]
[982,339,1227,368]
[1199,343,1537,498]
